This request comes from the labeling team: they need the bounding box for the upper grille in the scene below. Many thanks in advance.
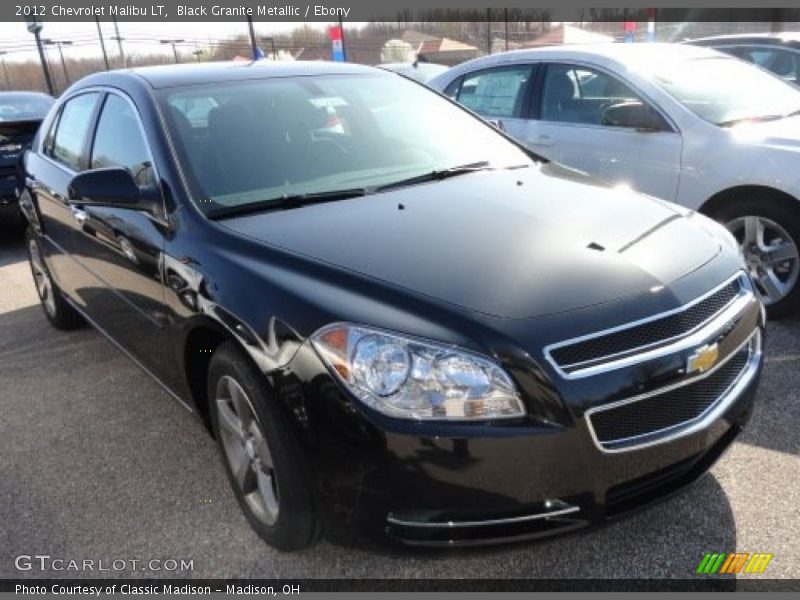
[588,343,751,449]
[550,277,742,371]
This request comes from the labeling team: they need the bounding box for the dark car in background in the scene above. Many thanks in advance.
[688,33,800,86]
[21,61,763,550]
[0,92,54,223]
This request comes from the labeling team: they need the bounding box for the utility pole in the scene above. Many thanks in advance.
[112,15,125,67]
[338,15,347,61]
[0,52,10,89]
[160,39,183,64]
[95,17,110,70]
[25,18,54,96]
[246,16,258,60]
[261,37,277,60]
[504,8,509,51]
[486,8,492,55]
[44,39,73,86]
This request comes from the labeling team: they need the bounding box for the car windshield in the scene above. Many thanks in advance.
[160,73,532,215]
[642,56,800,126]
[0,93,53,121]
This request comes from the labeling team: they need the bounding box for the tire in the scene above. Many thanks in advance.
[26,229,85,330]
[208,341,321,551]
[709,196,800,319]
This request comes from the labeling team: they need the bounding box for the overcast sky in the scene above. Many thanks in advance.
[0,21,335,63]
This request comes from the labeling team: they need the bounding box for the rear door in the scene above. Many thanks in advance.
[521,62,683,201]
[28,92,102,298]
[447,64,537,140]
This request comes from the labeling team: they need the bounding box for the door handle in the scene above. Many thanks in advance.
[529,135,554,147]
[70,206,88,227]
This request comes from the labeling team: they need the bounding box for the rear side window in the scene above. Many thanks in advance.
[91,94,155,186]
[50,93,100,171]
[456,66,532,118]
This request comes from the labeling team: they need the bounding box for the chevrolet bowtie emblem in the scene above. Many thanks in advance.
[687,343,720,374]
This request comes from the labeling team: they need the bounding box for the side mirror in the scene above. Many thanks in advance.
[68,167,141,207]
[602,101,666,132]
[486,118,506,132]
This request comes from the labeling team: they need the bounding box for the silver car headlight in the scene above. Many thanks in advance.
[311,323,525,421]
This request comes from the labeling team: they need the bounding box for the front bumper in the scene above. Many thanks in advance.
[278,274,764,547]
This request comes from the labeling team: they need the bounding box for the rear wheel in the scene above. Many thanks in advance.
[710,198,800,319]
[26,229,84,330]
[208,341,321,551]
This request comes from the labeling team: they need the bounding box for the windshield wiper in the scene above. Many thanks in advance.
[374,161,528,193]
[206,187,368,220]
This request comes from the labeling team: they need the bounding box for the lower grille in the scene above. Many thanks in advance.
[588,332,758,451]
[605,424,740,517]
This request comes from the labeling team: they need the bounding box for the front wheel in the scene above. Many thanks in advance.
[711,199,800,319]
[208,341,321,551]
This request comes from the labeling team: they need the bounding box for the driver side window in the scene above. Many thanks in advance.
[541,64,647,127]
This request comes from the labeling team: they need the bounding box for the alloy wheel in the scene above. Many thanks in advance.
[215,375,280,526]
[728,215,800,306]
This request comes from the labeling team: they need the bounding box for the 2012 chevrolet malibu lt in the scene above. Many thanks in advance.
[21,62,764,550]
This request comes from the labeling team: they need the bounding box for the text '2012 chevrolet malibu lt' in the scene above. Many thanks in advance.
[20,61,764,549]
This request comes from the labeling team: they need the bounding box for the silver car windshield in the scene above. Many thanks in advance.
[642,56,800,126]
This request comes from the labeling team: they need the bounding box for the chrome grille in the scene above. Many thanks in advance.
[587,331,760,452]
[546,273,748,377]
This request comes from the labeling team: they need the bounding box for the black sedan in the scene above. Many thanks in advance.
[0,92,53,223]
[20,61,764,550]
[687,33,800,86]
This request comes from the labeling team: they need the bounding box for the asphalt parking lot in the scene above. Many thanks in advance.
[1,222,798,581]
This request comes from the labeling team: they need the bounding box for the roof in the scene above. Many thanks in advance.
[688,31,800,45]
[429,43,728,89]
[82,60,383,89]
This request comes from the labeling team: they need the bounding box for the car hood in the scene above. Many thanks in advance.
[219,164,721,319]
[733,114,800,149]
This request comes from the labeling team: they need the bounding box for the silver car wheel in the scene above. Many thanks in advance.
[215,375,280,526]
[728,215,800,306]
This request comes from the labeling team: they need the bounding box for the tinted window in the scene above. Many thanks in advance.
[91,94,155,186]
[541,64,643,126]
[51,93,100,170]
[457,66,532,118]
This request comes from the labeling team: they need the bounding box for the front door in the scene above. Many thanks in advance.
[520,62,683,201]
[67,92,174,387]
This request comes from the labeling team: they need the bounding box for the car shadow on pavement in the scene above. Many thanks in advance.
[738,319,800,457]
[0,299,741,581]
[0,222,27,268]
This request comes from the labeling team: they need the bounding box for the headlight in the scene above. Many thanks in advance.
[311,323,525,421]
